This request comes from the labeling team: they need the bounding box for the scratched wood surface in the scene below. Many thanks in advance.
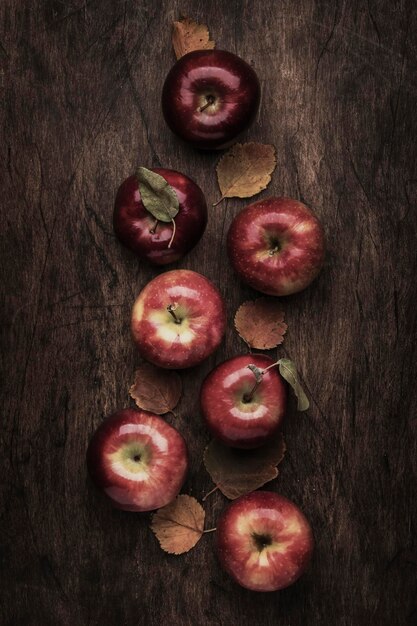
[1,1,417,624]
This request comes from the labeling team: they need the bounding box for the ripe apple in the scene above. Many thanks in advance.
[216,491,314,592]
[227,197,325,296]
[131,269,226,369]
[200,354,286,448]
[86,408,188,512]
[113,168,207,265]
[161,50,261,150]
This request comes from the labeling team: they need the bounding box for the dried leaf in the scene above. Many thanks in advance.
[129,363,182,415]
[172,17,215,59]
[204,432,286,500]
[278,359,309,411]
[136,167,179,223]
[151,495,205,554]
[234,298,287,349]
[215,143,276,202]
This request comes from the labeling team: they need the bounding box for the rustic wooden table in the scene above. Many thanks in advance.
[2,1,416,624]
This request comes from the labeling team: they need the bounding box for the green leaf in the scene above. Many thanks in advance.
[247,364,264,382]
[278,359,309,411]
[136,167,179,223]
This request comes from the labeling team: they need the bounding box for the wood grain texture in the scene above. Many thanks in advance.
[1,1,416,624]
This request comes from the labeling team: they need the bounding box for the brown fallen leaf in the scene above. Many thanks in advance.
[234,298,287,349]
[214,143,276,205]
[172,17,215,59]
[151,495,205,554]
[129,363,182,415]
[203,432,286,500]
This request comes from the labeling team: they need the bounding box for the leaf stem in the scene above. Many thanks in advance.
[167,218,176,249]
[263,360,280,374]
[212,196,225,207]
[203,527,217,533]
[202,485,219,501]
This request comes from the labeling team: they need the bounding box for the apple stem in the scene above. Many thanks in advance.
[243,377,263,403]
[167,218,176,249]
[269,243,280,256]
[244,360,282,402]
[202,485,219,501]
[203,527,217,533]
[167,303,181,324]
[199,94,215,112]
[212,196,225,207]
[149,219,159,234]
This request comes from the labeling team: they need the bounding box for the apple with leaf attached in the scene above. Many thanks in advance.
[201,354,286,449]
[113,167,207,265]
[201,354,309,449]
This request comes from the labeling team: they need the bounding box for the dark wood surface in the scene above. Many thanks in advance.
[1,1,417,624]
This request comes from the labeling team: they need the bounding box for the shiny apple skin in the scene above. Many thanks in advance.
[131,269,226,369]
[86,409,188,512]
[162,50,261,150]
[227,197,325,296]
[200,354,286,449]
[216,491,314,592]
[113,169,207,265]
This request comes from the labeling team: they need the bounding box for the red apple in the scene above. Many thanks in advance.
[113,168,207,265]
[216,491,314,591]
[131,269,226,369]
[86,409,188,512]
[227,197,325,296]
[162,50,261,150]
[200,354,286,448]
